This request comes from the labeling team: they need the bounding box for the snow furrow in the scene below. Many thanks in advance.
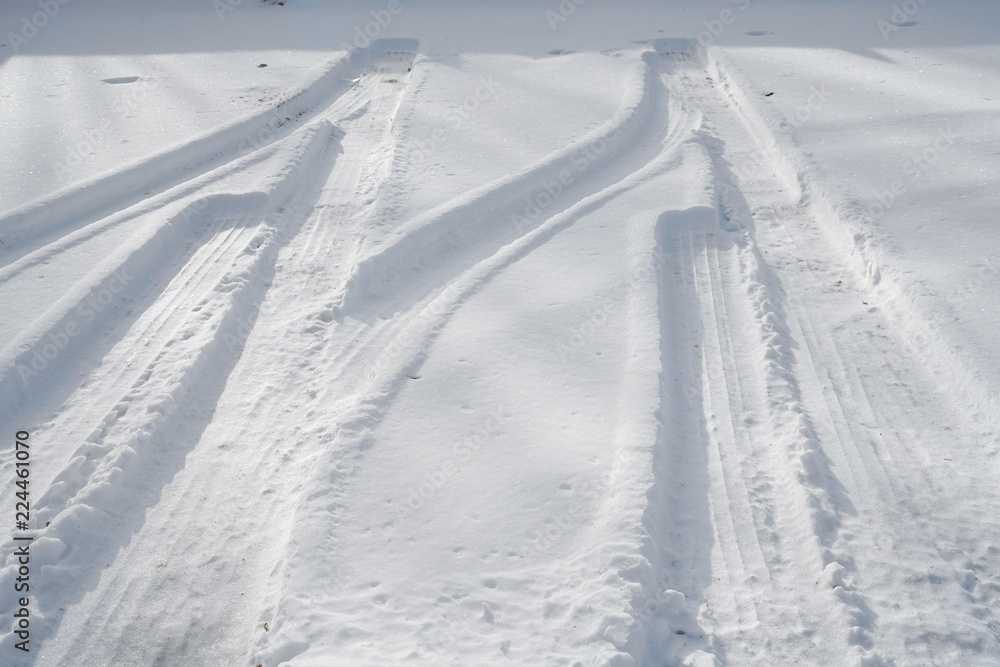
[773,227,1000,662]
[674,39,1000,663]
[249,46,712,666]
[646,218,727,666]
[17,52,419,666]
[0,193,261,432]
[334,50,688,322]
[1,8,996,666]
[292,51,415,297]
[736,233,883,664]
[0,120,340,659]
[689,231,771,634]
[705,46,1000,448]
[0,119,337,431]
[649,50,889,664]
[0,40,414,268]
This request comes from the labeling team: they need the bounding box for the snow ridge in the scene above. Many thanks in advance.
[0,40,413,267]
[704,47,1000,447]
[335,52,659,320]
[0,119,340,657]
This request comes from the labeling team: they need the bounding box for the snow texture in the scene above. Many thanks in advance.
[1,1,999,665]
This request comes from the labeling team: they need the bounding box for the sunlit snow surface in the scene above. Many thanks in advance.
[1,1,999,665]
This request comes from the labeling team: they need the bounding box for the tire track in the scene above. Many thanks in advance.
[0,117,337,434]
[764,205,1000,663]
[0,193,260,434]
[332,50,701,323]
[0,120,341,660]
[0,44,416,433]
[689,230,770,628]
[703,49,1000,655]
[680,225,842,663]
[293,50,415,297]
[0,44,411,431]
[37,217,268,478]
[0,40,416,269]
[249,45,710,667]
[666,37,1000,664]
[646,41,885,664]
[285,46,701,418]
[706,46,1000,451]
[20,46,420,667]
[290,48,699,406]
[646,217,725,666]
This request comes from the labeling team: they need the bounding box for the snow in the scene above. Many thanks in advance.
[1,1,999,665]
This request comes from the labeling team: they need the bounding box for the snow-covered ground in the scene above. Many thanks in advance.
[1,1,999,665]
